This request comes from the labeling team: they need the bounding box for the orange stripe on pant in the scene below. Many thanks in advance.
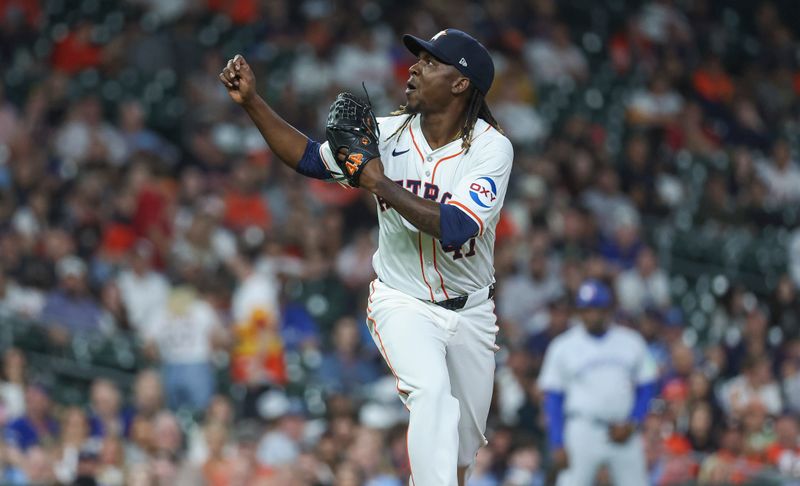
[367,281,415,485]
[367,281,408,406]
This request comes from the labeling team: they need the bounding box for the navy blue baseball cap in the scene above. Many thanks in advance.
[575,279,613,309]
[403,29,495,95]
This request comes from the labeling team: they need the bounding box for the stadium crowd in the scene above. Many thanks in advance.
[1,0,800,484]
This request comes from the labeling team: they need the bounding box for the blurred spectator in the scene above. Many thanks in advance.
[256,391,303,468]
[332,31,393,94]
[618,135,665,216]
[779,340,800,415]
[96,436,125,486]
[39,256,107,340]
[229,421,272,484]
[638,308,684,380]
[52,407,91,484]
[525,297,570,361]
[726,98,770,151]
[790,229,800,290]
[88,379,133,439]
[125,415,155,466]
[335,229,378,290]
[18,446,56,485]
[497,249,562,334]
[626,75,684,128]
[501,443,545,485]
[116,240,170,336]
[201,421,236,486]
[0,348,26,422]
[316,317,380,397]
[144,286,228,413]
[698,172,740,229]
[582,166,637,238]
[637,0,691,46]
[524,23,588,86]
[229,251,286,418]
[186,394,234,465]
[495,348,537,428]
[467,447,499,486]
[4,384,57,452]
[131,369,164,420]
[692,55,735,106]
[720,354,782,418]
[686,401,717,453]
[697,422,765,484]
[771,275,800,340]
[170,210,236,276]
[50,21,103,75]
[223,161,271,232]
[118,100,178,163]
[99,280,130,332]
[343,426,401,485]
[150,410,194,484]
[491,62,548,146]
[615,246,670,316]
[0,271,44,320]
[596,209,643,271]
[53,96,127,167]
[724,307,772,378]
[765,415,800,478]
[756,138,800,207]
[741,401,774,458]
[664,342,695,385]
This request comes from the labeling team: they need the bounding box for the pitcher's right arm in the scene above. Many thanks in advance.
[219,54,327,178]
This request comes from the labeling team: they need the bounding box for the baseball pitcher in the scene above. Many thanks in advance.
[220,29,512,486]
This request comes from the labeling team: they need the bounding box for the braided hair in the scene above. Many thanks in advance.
[387,87,502,154]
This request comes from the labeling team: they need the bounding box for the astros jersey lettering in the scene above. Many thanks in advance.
[320,114,513,300]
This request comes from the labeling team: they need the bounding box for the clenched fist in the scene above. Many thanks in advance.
[219,54,256,105]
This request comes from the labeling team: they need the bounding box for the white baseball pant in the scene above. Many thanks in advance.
[557,417,648,486]
[366,279,498,486]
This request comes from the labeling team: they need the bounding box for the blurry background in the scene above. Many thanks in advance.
[0,0,800,484]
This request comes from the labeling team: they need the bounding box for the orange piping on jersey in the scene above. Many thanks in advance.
[431,238,450,299]
[431,125,490,182]
[430,150,463,184]
[417,233,436,301]
[447,200,484,235]
[409,124,425,161]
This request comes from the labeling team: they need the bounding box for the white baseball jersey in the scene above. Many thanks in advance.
[320,114,513,301]
[538,324,657,423]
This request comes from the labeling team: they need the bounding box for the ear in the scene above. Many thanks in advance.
[451,76,470,95]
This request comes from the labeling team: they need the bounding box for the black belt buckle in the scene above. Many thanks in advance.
[434,284,495,311]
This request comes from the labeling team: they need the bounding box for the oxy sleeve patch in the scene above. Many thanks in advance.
[468,176,498,208]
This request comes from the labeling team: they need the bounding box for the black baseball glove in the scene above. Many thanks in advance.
[325,89,381,188]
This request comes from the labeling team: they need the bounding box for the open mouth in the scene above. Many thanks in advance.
[405,79,417,94]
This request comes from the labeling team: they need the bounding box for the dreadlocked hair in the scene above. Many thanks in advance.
[460,88,502,153]
[386,88,503,154]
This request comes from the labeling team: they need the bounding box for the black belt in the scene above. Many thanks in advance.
[434,284,495,311]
